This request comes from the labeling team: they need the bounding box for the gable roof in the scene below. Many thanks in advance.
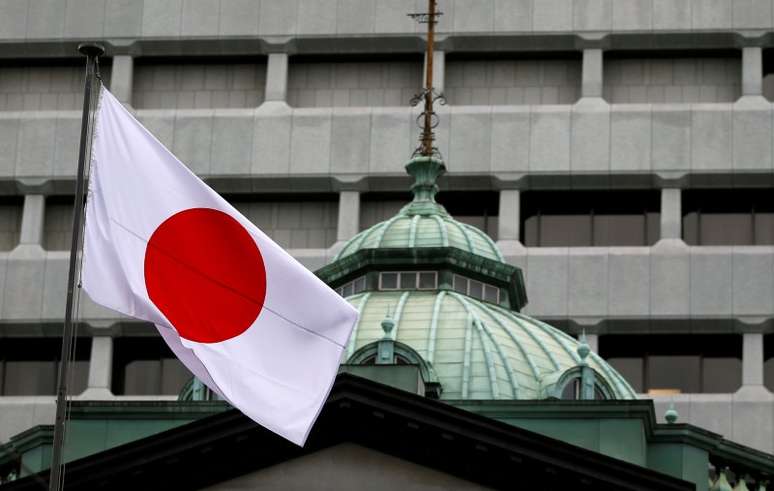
[3,374,692,491]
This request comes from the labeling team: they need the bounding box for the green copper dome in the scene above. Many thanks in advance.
[334,157,503,263]
[345,290,637,400]
[316,154,637,402]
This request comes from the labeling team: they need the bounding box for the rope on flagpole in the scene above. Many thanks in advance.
[48,42,104,491]
[59,67,101,491]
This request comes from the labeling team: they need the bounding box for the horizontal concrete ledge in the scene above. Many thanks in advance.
[0,245,771,327]
[2,0,774,46]
[3,102,774,184]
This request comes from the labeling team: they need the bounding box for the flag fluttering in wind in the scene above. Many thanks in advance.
[81,88,358,446]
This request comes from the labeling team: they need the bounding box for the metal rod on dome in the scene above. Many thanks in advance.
[48,42,104,491]
[422,0,437,157]
[409,0,444,158]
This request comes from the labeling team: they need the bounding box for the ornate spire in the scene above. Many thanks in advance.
[409,0,445,159]
[403,0,448,217]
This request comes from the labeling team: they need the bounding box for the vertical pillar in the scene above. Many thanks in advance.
[581,48,603,98]
[743,332,764,386]
[585,333,599,353]
[84,336,113,397]
[497,189,520,243]
[19,194,45,246]
[424,49,445,93]
[110,55,134,106]
[337,191,360,242]
[742,46,763,97]
[265,53,289,103]
[660,188,682,240]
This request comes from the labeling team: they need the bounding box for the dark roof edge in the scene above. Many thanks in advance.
[3,373,690,491]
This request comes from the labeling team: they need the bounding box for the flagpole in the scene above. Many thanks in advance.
[48,42,104,491]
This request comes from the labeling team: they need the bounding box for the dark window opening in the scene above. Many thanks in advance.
[521,190,660,247]
[225,193,339,249]
[560,379,607,400]
[112,337,190,395]
[360,191,499,239]
[765,334,774,392]
[599,334,742,394]
[683,189,774,245]
[0,337,90,396]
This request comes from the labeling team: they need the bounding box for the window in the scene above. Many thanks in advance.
[133,57,266,109]
[452,274,500,304]
[599,334,742,394]
[560,379,607,400]
[0,337,90,396]
[335,276,367,297]
[360,191,498,239]
[379,272,437,291]
[521,190,660,247]
[765,334,774,392]
[604,52,741,104]
[683,189,774,245]
[0,197,22,251]
[228,194,339,249]
[0,60,112,111]
[288,54,422,108]
[445,54,581,105]
[437,191,499,240]
[112,337,190,395]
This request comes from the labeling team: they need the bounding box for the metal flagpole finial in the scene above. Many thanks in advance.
[408,0,446,159]
[77,42,105,58]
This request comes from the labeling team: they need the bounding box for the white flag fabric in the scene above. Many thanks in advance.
[81,87,359,446]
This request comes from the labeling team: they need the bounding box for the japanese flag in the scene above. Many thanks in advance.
[81,88,358,446]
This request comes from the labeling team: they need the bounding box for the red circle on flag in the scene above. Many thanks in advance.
[144,208,267,343]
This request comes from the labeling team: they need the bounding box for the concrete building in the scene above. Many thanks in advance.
[0,0,773,472]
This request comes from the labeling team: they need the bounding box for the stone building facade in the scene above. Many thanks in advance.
[0,0,773,456]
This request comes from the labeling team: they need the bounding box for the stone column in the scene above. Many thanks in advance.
[336,191,360,242]
[110,55,134,106]
[265,53,289,103]
[83,336,113,398]
[18,194,45,247]
[497,189,524,257]
[742,46,763,97]
[743,332,764,387]
[423,49,445,93]
[581,49,603,99]
[497,189,520,243]
[585,333,599,353]
[660,188,682,240]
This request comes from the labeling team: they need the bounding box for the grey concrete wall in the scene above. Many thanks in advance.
[4,102,774,181]
[287,60,421,108]
[445,59,581,105]
[2,0,774,40]
[133,62,266,109]
[0,245,765,325]
[653,389,774,455]
[604,57,741,103]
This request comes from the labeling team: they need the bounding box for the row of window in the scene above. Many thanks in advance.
[334,272,502,305]
[0,189,768,253]
[9,51,774,110]
[4,333,769,396]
